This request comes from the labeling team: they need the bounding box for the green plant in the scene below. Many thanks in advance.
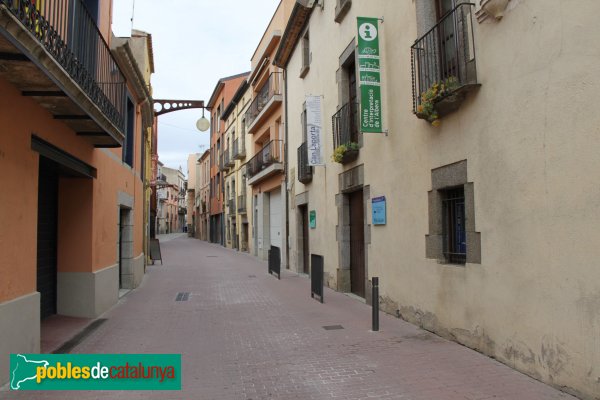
[331,142,359,163]
[416,76,459,126]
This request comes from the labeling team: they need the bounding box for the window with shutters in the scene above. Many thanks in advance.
[300,30,310,78]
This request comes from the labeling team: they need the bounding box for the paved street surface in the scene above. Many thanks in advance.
[3,237,576,400]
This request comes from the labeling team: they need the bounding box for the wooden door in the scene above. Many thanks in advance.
[349,190,365,297]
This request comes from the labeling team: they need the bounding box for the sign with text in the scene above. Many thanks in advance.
[10,354,181,391]
[372,196,386,225]
[309,210,316,229]
[306,95,324,166]
[357,17,383,133]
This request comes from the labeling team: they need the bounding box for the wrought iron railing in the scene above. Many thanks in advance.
[232,137,245,159]
[228,198,236,213]
[247,140,284,178]
[410,3,477,113]
[245,72,282,129]
[219,151,224,171]
[237,194,246,213]
[332,102,359,149]
[223,149,232,168]
[1,0,127,133]
[297,142,313,184]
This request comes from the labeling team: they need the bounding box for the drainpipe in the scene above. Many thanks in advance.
[283,69,290,270]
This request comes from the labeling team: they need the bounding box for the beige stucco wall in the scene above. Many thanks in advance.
[285,1,600,399]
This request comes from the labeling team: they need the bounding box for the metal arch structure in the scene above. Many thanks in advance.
[153,99,206,116]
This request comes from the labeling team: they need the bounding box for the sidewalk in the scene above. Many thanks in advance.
[156,232,188,243]
[3,236,578,400]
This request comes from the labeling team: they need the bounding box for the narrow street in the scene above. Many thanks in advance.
[4,237,575,400]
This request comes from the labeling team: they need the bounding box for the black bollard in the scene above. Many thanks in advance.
[372,277,379,331]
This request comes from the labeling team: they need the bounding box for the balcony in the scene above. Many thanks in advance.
[297,142,313,184]
[228,197,236,214]
[245,72,282,134]
[0,0,126,147]
[411,3,479,124]
[219,152,225,171]
[223,150,233,170]
[237,194,246,214]
[232,137,246,160]
[332,102,359,164]
[225,148,235,168]
[247,140,284,186]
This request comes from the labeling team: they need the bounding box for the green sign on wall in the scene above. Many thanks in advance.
[309,210,316,229]
[357,17,383,133]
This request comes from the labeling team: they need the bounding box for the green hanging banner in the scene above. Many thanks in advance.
[357,17,383,133]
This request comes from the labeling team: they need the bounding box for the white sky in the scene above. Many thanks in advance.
[112,0,281,175]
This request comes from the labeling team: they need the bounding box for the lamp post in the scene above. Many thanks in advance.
[150,99,210,240]
[153,99,209,132]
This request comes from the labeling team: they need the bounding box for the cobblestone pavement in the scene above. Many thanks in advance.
[3,237,577,400]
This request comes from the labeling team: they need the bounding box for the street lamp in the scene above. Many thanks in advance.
[196,108,209,132]
[153,99,209,132]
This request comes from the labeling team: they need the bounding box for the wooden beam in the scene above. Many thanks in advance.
[0,52,29,61]
[54,115,91,120]
[76,132,109,137]
[22,91,66,97]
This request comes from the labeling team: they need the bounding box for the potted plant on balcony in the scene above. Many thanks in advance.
[416,76,461,126]
[332,142,359,164]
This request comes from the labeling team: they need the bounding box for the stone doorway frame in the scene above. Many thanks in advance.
[335,165,372,302]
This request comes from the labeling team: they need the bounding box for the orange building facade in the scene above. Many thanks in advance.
[207,73,249,245]
[0,0,152,384]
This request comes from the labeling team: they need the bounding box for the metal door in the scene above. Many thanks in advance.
[37,157,59,319]
[349,190,365,297]
[301,205,309,274]
[269,189,282,248]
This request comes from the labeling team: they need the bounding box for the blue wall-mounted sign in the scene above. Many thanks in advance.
[372,196,386,225]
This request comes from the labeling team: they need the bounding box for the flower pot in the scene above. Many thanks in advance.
[434,92,466,118]
[340,149,359,164]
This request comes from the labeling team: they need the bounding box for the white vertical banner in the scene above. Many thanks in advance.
[306,95,324,166]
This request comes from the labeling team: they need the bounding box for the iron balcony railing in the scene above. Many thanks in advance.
[223,149,232,168]
[219,151,225,171]
[410,2,477,114]
[1,0,126,133]
[297,142,313,184]
[237,194,246,214]
[247,140,284,178]
[232,137,245,159]
[228,197,236,213]
[332,102,359,149]
[245,72,282,129]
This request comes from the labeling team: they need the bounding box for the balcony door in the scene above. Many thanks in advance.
[436,0,458,80]
[346,59,358,142]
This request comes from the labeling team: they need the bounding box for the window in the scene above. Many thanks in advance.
[426,160,480,264]
[300,30,310,78]
[334,0,352,23]
[441,187,466,264]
